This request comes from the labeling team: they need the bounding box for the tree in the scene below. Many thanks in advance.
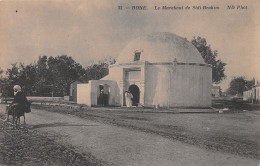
[191,37,226,84]
[0,68,8,97]
[82,57,116,82]
[0,55,116,97]
[227,77,255,96]
[47,55,85,96]
[34,56,51,96]
[0,68,3,77]
[4,63,21,97]
[18,63,37,95]
[1,63,38,96]
[6,63,20,85]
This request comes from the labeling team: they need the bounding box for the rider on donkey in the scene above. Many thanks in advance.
[3,85,29,122]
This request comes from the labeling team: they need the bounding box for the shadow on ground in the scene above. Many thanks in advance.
[28,122,98,129]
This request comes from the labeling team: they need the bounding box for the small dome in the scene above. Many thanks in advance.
[116,32,205,64]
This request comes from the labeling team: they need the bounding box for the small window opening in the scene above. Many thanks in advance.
[134,50,141,61]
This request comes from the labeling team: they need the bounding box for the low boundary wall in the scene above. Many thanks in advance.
[27,97,64,102]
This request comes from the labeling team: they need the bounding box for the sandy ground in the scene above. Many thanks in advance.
[0,104,259,166]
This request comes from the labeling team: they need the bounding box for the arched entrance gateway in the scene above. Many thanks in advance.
[128,84,140,106]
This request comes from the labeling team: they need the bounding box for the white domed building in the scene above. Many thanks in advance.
[77,32,212,108]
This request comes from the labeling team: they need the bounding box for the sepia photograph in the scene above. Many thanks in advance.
[0,0,259,165]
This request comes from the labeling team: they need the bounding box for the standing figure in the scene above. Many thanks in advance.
[125,91,133,107]
[98,89,105,106]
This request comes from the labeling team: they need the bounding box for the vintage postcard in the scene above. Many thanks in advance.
[0,0,259,165]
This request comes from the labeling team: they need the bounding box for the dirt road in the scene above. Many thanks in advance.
[0,104,258,166]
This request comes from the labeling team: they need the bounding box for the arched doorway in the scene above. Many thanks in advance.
[128,84,140,106]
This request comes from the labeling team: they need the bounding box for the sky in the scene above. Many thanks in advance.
[0,0,259,91]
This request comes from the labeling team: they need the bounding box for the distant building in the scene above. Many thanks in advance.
[211,86,221,97]
[77,32,212,108]
[243,82,260,103]
[243,90,253,102]
[252,83,260,103]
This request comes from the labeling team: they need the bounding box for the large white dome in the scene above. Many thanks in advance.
[116,32,205,64]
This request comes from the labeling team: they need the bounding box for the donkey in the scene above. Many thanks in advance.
[8,101,32,129]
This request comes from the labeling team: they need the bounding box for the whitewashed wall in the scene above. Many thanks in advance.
[77,80,121,106]
[256,87,260,101]
[243,90,252,102]
[243,87,260,102]
[145,64,212,107]
[77,83,91,105]
[90,80,121,106]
